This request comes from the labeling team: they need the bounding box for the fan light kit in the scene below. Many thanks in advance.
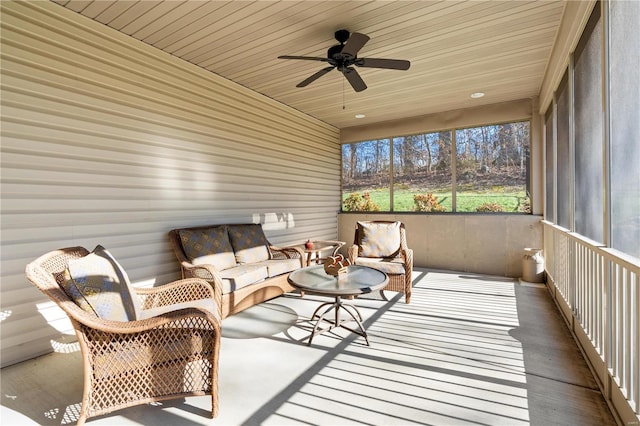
[279,29,410,92]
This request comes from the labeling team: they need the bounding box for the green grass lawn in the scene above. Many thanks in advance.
[343,187,529,212]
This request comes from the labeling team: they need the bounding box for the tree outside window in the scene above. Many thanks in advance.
[341,120,530,213]
[341,140,390,211]
[393,131,452,212]
[455,122,530,212]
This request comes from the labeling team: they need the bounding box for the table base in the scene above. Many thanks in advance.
[307,296,369,346]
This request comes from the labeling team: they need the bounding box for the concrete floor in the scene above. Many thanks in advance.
[1,268,616,425]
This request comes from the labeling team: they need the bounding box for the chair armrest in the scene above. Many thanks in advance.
[347,244,360,263]
[77,304,222,336]
[400,248,414,272]
[270,245,305,267]
[134,278,218,310]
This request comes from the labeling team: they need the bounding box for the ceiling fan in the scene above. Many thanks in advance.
[278,29,410,92]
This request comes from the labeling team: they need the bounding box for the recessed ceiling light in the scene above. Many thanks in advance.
[355,114,366,119]
[470,92,485,99]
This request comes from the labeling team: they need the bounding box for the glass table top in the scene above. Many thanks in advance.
[287,265,388,297]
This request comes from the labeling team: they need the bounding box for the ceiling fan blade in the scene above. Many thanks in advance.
[340,32,370,58]
[343,67,367,92]
[357,57,411,70]
[278,55,329,62]
[296,66,335,87]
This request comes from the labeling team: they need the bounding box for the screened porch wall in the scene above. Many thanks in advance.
[0,1,340,367]
[536,1,639,422]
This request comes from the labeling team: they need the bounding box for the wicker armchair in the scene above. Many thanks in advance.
[347,221,414,303]
[25,247,222,425]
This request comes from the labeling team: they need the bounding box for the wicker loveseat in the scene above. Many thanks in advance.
[169,223,305,318]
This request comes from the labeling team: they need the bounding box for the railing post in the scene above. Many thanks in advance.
[603,255,612,402]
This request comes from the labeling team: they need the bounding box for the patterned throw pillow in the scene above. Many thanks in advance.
[358,221,402,258]
[178,226,236,271]
[227,224,270,264]
[61,245,139,321]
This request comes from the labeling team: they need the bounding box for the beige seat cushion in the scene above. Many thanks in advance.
[218,264,269,294]
[354,257,406,275]
[257,259,301,277]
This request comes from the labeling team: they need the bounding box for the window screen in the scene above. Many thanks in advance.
[545,106,555,222]
[574,6,604,242]
[609,0,640,258]
[556,72,571,229]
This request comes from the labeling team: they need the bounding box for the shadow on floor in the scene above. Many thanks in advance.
[1,268,616,425]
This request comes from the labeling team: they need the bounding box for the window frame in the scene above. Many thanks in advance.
[341,119,532,214]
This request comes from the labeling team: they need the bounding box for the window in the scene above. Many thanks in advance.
[544,106,555,222]
[556,72,571,229]
[609,0,640,258]
[456,122,530,212]
[574,5,604,243]
[341,140,390,211]
[341,120,530,213]
[393,132,452,212]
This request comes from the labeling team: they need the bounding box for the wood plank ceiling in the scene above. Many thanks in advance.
[51,0,566,129]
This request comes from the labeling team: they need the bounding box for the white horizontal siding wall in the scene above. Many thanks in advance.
[0,0,340,367]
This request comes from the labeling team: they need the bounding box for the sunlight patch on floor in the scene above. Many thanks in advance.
[259,270,530,425]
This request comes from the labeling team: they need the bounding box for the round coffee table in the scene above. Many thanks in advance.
[287,265,388,346]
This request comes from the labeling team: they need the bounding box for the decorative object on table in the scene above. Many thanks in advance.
[305,239,314,249]
[323,254,351,276]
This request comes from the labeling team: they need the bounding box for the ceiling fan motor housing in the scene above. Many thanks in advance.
[334,29,350,44]
[327,44,343,60]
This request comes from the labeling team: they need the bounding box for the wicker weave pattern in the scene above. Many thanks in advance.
[136,279,219,313]
[270,246,306,260]
[25,247,221,425]
[348,221,414,303]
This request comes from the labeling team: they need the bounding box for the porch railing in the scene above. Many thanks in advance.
[543,221,639,424]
